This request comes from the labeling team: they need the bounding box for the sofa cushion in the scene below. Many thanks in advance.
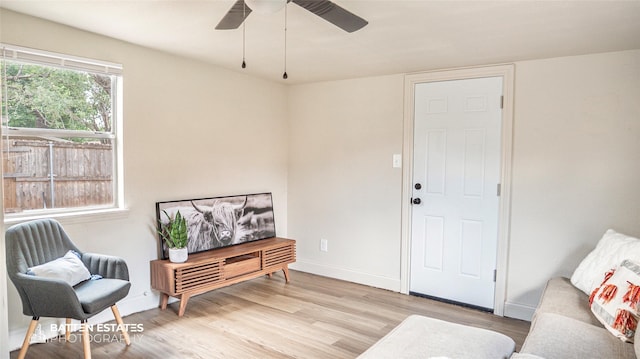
[358,315,515,359]
[590,259,640,342]
[520,312,636,359]
[635,325,640,358]
[571,229,640,295]
[535,277,602,327]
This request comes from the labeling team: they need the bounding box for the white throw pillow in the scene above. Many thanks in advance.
[28,250,91,286]
[590,259,640,342]
[571,229,640,295]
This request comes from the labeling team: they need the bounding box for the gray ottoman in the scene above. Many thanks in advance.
[358,315,515,359]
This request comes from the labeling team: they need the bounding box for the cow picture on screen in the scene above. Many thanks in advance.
[156,193,276,259]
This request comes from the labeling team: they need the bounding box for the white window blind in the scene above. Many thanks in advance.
[1,43,122,75]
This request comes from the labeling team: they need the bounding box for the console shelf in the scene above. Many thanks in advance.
[150,237,296,316]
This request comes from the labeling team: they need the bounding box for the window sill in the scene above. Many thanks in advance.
[4,207,130,227]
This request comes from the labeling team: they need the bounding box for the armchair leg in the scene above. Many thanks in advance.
[111,305,131,346]
[65,318,72,341]
[81,320,91,359]
[17,317,39,359]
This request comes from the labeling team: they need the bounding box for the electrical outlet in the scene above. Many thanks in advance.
[320,239,328,252]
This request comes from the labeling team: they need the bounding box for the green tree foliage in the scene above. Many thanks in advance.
[1,61,112,133]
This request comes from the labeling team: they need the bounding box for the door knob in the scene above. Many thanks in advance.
[414,183,422,190]
[412,198,421,205]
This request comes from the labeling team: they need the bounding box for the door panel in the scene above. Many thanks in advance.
[410,76,503,309]
[423,215,444,270]
[425,130,446,195]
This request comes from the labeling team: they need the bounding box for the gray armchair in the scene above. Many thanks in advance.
[5,218,131,359]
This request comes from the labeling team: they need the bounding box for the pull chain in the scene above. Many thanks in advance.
[282,2,288,80]
[241,1,247,69]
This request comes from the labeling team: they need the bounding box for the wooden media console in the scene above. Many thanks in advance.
[150,237,296,316]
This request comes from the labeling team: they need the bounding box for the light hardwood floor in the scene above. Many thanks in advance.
[12,270,530,358]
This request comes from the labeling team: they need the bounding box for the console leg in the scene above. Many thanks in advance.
[159,293,169,310]
[282,266,290,283]
[178,293,192,317]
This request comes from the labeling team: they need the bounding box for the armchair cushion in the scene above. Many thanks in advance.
[28,250,91,287]
[75,279,131,314]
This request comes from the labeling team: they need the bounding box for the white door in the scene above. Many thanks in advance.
[409,77,503,310]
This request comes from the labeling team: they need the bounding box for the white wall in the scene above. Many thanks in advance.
[287,50,640,320]
[287,75,405,290]
[1,9,289,351]
[504,50,640,319]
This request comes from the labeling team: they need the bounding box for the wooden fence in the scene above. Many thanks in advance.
[2,139,113,213]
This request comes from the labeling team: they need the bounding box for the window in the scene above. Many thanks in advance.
[1,44,123,219]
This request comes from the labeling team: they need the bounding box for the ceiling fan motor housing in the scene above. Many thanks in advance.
[244,0,287,14]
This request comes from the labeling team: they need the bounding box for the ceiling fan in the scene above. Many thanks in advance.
[216,0,368,33]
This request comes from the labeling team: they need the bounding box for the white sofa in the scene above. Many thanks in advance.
[513,229,640,359]
[513,277,639,359]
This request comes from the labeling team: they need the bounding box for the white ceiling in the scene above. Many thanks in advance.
[2,0,640,84]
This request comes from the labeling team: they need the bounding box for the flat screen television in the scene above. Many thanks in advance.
[156,192,276,259]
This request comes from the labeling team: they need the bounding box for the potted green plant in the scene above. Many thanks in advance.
[159,210,189,263]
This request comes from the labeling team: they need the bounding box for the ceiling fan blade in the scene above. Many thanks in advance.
[215,0,253,30]
[291,0,368,33]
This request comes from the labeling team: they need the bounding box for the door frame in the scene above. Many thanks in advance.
[400,64,515,316]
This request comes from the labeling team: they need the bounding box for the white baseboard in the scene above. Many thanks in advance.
[504,301,535,321]
[290,258,401,292]
[8,292,160,352]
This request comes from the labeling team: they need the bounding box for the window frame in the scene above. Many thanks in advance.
[1,43,126,223]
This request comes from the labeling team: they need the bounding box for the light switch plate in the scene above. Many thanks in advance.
[392,154,402,168]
